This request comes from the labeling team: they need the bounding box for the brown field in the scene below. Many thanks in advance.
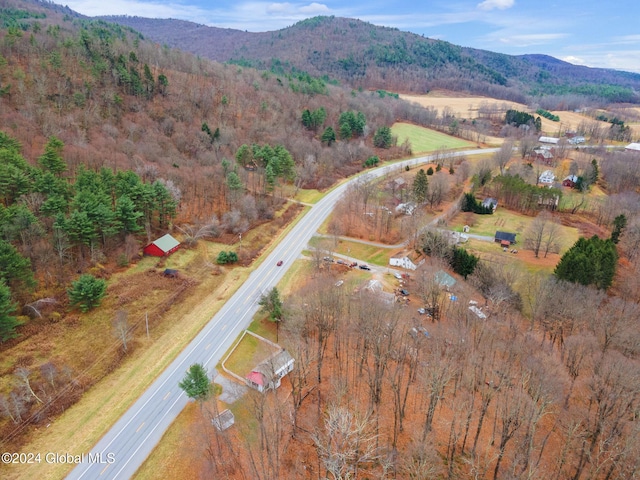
[400,91,525,120]
[400,90,618,137]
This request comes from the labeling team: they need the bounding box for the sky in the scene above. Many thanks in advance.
[61,0,640,73]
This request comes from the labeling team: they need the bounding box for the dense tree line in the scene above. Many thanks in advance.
[505,109,542,131]
[487,174,562,214]
[554,235,617,290]
[460,193,494,214]
[0,131,177,338]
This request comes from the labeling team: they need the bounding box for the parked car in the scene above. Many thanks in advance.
[277,260,283,266]
[350,262,358,268]
[336,260,347,265]
[335,280,344,287]
[417,307,426,315]
[323,256,333,262]
[359,264,371,270]
[399,289,409,296]
[394,272,403,279]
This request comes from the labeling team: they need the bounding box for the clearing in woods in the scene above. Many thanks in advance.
[391,122,476,153]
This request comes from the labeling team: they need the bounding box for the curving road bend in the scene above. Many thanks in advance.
[67,149,492,479]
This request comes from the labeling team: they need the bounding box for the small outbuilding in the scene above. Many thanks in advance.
[434,270,457,289]
[625,142,640,152]
[211,409,235,431]
[495,231,517,245]
[143,234,180,257]
[539,136,560,145]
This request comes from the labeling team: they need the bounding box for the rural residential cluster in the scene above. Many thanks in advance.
[0,1,639,479]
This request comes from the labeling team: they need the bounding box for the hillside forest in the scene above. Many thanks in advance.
[1,0,640,478]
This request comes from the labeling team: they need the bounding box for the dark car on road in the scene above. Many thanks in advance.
[277,260,283,266]
[359,264,371,270]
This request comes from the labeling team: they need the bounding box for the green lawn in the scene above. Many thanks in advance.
[309,236,396,266]
[293,188,325,204]
[450,209,533,238]
[392,122,476,153]
[450,209,580,253]
[223,332,279,377]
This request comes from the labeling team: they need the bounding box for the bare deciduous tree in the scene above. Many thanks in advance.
[523,211,561,258]
[112,310,133,353]
[493,139,515,175]
[313,403,380,479]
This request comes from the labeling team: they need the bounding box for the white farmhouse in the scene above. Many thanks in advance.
[245,350,295,393]
[389,255,417,270]
[538,169,556,185]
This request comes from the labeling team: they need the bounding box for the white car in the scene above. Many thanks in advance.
[394,272,403,279]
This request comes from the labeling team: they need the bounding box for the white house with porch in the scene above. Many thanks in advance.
[245,350,295,393]
[390,255,418,270]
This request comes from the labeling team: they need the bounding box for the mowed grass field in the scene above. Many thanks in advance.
[449,208,581,257]
[392,122,476,153]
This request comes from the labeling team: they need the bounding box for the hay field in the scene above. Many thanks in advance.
[400,91,617,137]
[400,92,523,120]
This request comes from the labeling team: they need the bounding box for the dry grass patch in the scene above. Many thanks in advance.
[133,401,203,480]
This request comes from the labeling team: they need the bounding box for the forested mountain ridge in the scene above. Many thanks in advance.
[100,14,640,104]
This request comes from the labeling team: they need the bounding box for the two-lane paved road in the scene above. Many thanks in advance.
[68,149,493,479]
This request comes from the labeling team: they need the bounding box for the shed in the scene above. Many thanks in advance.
[143,234,180,257]
[212,409,235,431]
[495,231,516,245]
[435,270,456,289]
[246,350,295,393]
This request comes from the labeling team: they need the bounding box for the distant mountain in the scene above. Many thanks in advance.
[100,15,640,104]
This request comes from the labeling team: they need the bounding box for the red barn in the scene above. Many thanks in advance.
[143,234,180,257]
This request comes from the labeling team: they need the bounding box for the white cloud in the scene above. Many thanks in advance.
[477,0,515,11]
[299,2,330,15]
[499,33,568,47]
[62,0,207,20]
[266,2,293,14]
[562,51,640,73]
[561,55,586,66]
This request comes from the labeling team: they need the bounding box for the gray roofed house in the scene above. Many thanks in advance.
[481,198,498,211]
